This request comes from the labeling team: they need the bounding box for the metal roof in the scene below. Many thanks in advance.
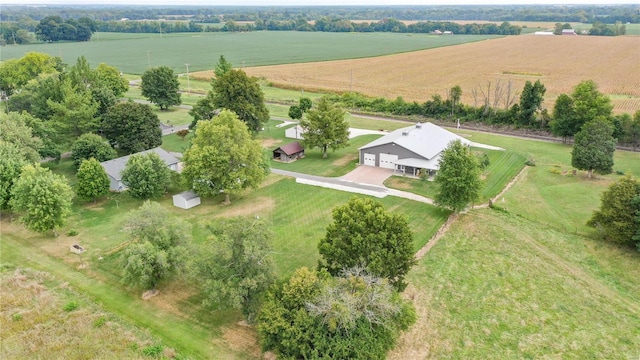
[174,190,200,201]
[359,122,471,160]
[275,141,304,156]
[100,147,180,181]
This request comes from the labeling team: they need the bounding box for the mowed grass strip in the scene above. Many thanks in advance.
[391,210,640,359]
[384,149,527,202]
[0,31,499,75]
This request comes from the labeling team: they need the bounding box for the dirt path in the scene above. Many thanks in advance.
[414,213,459,260]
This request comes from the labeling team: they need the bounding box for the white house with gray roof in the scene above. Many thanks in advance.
[100,147,181,191]
[358,122,472,177]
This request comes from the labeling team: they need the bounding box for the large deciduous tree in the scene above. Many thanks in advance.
[9,164,73,234]
[122,201,190,290]
[95,63,129,98]
[550,93,577,142]
[182,110,268,204]
[194,217,275,322]
[0,52,63,97]
[300,96,350,159]
[256,267,416,359]
[140,66,181,110]
[434,140,483,212]
[587,175,640,249]
[516,80,546,128]
[318,197,415,291]
[571,117,617,178]
[210,69,269,132]
[0,143,28,211]
[71,133,117,169]
[102,101,162,155]
[121,152,171,199]
[76,158,110,202]
[0,111,44,163]
[552,80,613,140]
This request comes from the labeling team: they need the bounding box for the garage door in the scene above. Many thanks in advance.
[363,153,376,166]
[379,153,398,169]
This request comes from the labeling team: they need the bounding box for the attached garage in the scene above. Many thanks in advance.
[363,153,376,166]
[379,153,398,169]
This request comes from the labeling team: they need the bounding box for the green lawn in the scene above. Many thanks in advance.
[0,31,502,75]
[384,149,527,202]
[153,107,192,126]
[398,209,640,359]
[269,134,382,177]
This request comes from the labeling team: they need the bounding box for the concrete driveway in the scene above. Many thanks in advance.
[340,166,394,186]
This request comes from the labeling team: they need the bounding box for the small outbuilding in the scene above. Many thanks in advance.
[172,190,201,210]
[285,125,304,139]
[273,141,305,163]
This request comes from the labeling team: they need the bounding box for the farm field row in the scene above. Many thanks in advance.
[241,35,640,114]
[0,31,501,75]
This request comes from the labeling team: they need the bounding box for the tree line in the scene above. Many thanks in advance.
[2,4,638,24]
[324,80,640,150]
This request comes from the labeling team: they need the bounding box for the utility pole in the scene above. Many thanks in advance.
[185,63,190,94]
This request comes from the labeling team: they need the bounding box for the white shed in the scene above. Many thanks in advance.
[173,190,201,209]
[285,125,304,140]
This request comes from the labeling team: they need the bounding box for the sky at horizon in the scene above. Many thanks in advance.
[6,0,639,6]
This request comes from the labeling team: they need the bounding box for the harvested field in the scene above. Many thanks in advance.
[242,35,640,113]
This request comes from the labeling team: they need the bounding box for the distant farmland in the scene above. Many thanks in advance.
[240,35,640,114]
[0,31,500,75]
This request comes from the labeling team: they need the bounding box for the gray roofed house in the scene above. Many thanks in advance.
[358,122,471,177]
[100,147,181,191]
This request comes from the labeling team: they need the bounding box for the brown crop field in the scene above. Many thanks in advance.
[234,35,640,114]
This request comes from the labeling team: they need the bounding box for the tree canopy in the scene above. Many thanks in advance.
[140,66,181,110]
[300,96,350,158]
[257,267,416,359]
[122,201,191,290]
[121,152,171,199]
[434,140,483,212]
[517,80,546,127]
[0,111,44,163]
[71,133,117,169]
[209,69,269,132]
[587,175,640,249]
[194,217,275,322]
[318,197,415,291]
[552,80,613,140]
[9,164,74,234]
[0,143,28,211]
[102,101,162,155]
[571,118,617,178]
[182,110,269,204]
[76,158,110,202]
[35,15,96,42]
